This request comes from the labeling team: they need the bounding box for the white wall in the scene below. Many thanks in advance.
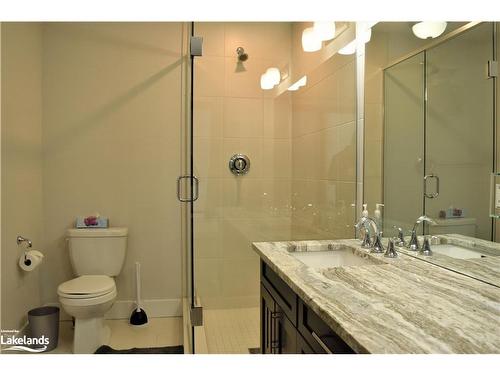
[39,23,185,316]
[1,23,44,330]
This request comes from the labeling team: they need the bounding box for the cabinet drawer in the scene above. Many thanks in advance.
[298,299,355,354]
[261,261,297,325]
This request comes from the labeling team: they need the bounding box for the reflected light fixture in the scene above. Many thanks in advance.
[412,22,447,39]
[288,76,307,91]
[338,40,356,55]
[313,22,336,41]
[260,73,274,90]
[302,27,322,52]
[266,67,281,86]
[260,67,282,90]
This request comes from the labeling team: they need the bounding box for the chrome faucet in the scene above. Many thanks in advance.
[393,225,405,247]
[355,217,383,253]
[408,215,436,251]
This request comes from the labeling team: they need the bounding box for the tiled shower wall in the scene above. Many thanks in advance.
[290,44,357,240]
[193,22,359,308]
[193,23,293,308]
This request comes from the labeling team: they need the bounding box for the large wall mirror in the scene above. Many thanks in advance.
[363,22,497,242]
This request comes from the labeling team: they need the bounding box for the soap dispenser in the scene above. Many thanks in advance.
[362,204,369,218]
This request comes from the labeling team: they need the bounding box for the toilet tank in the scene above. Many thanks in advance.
[66,227,128,276]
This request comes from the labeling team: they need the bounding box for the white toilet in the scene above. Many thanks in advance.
[58,227,128,354]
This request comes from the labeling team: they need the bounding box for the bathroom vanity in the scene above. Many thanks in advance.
[253,238,500,354]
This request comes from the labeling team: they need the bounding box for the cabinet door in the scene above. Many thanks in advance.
[261,284,276,354]
[275,307,297,354]
[296,333,316,354]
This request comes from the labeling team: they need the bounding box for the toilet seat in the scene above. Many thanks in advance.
[58,275,116,299]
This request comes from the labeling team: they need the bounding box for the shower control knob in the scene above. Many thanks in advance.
[229,154,250,175]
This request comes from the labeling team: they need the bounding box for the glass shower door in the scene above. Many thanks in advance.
[424,23,494,240]
[383,53,425,233]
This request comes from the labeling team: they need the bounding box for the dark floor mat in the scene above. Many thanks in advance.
[248,347,260,354]
[95,345,184,354]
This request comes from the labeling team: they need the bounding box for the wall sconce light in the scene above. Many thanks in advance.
[412,22,447,39]
[338,40,356,55]
[301,27,322,52]
[260,67,282,90]
[338,24,372,55]
[313,22,336,41]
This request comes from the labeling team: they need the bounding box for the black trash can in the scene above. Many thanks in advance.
[28,306,60,352]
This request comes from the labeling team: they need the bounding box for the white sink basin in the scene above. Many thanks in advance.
[290,248,376,268]
[431,244,488,259]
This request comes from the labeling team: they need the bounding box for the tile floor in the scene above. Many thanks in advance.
[203,307,259,354]
[45,317,183,354]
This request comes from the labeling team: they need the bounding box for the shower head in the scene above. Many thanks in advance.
[236,47,248,61]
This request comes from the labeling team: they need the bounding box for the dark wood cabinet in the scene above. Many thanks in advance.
[260,260,355,354]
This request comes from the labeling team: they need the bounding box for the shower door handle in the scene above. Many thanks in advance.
[177,175,199,202]
[424,174,440,199]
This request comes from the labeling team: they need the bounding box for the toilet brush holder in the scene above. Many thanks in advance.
[130,262,148,326]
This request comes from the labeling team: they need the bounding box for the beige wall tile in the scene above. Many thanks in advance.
[224,22,291,61]
[195,23,225,57]
[195,219,222,259]
[263,95,292,139]
[223,97,263,138]
[194,96,223,138]
[194,137,224,178]
[263,139,291,179]
[194,56,225,97]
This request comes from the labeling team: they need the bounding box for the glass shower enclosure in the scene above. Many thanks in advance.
[184,22,358,353]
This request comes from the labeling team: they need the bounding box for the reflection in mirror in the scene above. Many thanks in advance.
[364,22,495,242]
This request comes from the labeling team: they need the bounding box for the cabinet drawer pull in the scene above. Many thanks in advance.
[312,331,333,354]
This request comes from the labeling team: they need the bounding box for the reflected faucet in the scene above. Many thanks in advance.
[408,215,436,251]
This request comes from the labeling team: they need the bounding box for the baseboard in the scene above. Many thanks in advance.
[45,298,182,321]
[106,299,182,319]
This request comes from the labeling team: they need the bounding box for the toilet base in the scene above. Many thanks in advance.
[73,317,111,354]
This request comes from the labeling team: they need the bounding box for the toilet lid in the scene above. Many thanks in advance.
[58,275,116,298]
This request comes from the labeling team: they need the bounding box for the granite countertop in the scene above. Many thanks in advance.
[397,234,500,287]
[252,239,500,354]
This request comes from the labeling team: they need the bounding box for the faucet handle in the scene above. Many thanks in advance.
[384,238,398,258]
[371,232,384,253]
[419,236,433,256]
[408,229,419,251]
[361,229,372,248]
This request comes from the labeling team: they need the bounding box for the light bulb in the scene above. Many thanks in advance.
[412,22,447,39]
[338,40,356,55]
[313,22,336,41]
[260,73,274,90]
[302,27,322,52]
[265,67,281,86]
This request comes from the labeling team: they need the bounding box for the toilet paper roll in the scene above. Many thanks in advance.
[19,250,44,272]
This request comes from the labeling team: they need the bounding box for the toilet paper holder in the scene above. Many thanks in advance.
[17,235,32,249]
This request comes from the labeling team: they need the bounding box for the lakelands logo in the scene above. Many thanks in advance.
[1,329,49,353]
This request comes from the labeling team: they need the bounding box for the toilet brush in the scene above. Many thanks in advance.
[130,262,148,326]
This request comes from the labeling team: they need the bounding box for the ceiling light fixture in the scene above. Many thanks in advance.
[412,21,447,39]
